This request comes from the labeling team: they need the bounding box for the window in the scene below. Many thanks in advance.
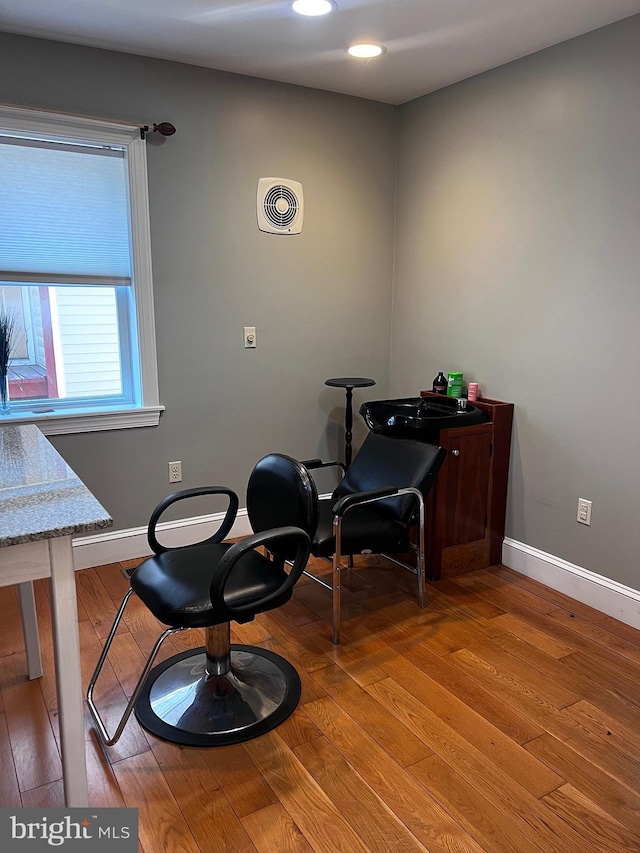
[0,106,162,434]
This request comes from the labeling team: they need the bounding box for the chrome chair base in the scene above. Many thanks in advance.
[134,644,301,746]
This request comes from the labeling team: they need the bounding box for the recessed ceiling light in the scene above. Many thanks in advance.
[292,0,336,16]
[347,43,386,59]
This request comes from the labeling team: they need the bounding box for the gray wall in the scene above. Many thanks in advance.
[0,33,395,528]
[2,16,639,592]
[391,16,640,589]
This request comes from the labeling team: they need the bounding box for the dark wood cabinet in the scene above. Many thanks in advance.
[419,392,514,580]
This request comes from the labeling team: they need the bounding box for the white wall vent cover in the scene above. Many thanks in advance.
[257,178,304,234]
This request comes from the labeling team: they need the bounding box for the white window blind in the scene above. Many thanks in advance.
[0,137,132,285]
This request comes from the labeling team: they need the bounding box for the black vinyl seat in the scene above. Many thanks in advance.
[303,432,447,643]
[87,453,317,748]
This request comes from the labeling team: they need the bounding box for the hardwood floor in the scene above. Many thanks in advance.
[1,554,640,852]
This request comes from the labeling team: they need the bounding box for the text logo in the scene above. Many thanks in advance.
[1,809,138,851]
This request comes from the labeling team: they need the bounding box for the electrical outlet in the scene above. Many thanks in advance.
[577,498,592,526]
[168,461,182,484]
[244,326,256,348]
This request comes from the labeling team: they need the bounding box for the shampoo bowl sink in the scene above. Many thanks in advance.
[360,396,488,437]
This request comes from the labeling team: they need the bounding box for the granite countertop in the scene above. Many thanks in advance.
[0,424,113,547]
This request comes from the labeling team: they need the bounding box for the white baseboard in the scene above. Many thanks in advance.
[72,510,253,570]
[72,493,334,570]
[75,520,640,632]
[502,538,640,630]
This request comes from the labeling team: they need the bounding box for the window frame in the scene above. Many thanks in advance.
[0,104,163,435]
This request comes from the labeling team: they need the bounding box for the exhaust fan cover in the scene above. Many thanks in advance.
[257,178,304,234]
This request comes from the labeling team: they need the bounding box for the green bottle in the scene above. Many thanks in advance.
[447,371,463,398]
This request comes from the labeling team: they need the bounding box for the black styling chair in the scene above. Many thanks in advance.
[302,432,446,644]
[87,454,318,748]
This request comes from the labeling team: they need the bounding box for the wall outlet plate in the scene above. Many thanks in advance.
[168,461,182,483]
[577,498,592,525]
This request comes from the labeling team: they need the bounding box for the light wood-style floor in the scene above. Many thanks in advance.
[1,554,640,852]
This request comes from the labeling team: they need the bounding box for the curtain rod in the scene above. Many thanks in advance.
[0,102,175,139]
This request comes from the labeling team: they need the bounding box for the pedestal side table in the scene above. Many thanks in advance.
[324,377,376,468]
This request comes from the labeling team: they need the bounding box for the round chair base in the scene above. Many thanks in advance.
[134,645,301,747]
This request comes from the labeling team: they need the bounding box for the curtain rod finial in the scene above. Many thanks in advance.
[140,122,175,140]
[153,122,176,137]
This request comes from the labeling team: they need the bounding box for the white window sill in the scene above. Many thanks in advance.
[0,405,165,435]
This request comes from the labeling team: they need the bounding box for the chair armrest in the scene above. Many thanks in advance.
[302,458,346,476]
[147,486,239,555]
[210,526,311,619]
[331,487,398,517]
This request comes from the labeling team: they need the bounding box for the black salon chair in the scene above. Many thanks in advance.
[87,453,317,748]
[302,432,446,643]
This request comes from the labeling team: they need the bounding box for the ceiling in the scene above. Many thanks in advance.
[2,0,640,105]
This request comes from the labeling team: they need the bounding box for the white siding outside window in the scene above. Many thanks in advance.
[49,287,122,398]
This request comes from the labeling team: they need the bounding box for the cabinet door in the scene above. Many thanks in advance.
[434,425,493,577]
